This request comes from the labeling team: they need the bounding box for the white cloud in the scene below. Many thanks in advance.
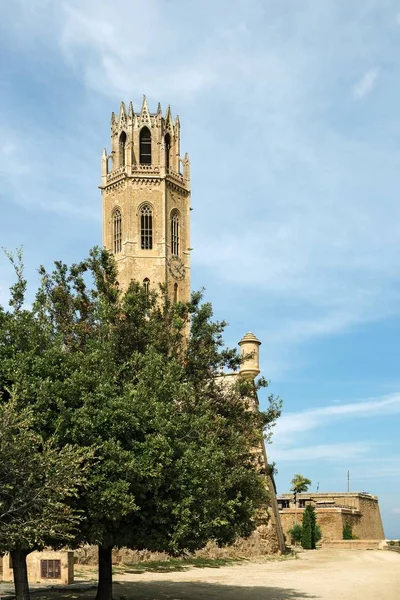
[273,394,400,443]
[353,68,379,99]
[272,442,371,462]
[2,0,400,373]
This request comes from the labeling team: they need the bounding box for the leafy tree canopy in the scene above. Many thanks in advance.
[0,247,282,600]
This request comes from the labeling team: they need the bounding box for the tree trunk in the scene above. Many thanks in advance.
[10,549,30,600]
[95,545,113,600]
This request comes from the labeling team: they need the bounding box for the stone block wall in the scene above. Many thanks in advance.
[1,551,74,585]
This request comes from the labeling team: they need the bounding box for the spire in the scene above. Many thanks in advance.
[111,112,117,128]
[157,102,162,116]
[182,152,190,185]
[140,94,151,126]
[128,101,134,119]
[119,101,127,127]
[165,104,173,132]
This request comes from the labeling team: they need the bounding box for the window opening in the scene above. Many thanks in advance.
[113,209,122,254]
[143,278,150,294]
[41,560,61,579]
[173,283,178,303]
[119,131,127,167]
[140,204,153,249]
[171,211,179,256]
[165,133,171,170]
[139,127,151,164]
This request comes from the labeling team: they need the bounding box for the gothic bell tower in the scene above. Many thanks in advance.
[100,96,191,302]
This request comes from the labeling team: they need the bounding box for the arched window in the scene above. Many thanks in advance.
[173,283,178,303]
[113,209,122,254]
[165,133,171,170]
[140,204,153,250]
[171,211,179,256]
[119,131,127,167]
[143,278,150,294]
[139,127,151,164]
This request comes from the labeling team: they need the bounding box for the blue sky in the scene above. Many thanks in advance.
[1,0,399,538]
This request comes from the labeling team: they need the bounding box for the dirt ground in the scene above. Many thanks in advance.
[33,549,400,600]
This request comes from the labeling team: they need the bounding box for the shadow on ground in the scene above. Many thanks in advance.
[113,557,242,574]
[117,581,317,600]
[24,581,318,600]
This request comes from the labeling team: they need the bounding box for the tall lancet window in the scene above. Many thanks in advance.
[143,278,150,294]
[119,131,127,167]
[165,133,171,170]
[113,208,122,254]
[173,283,178,304]
[171,211,179,256]
[139,127,151,164]
[140,204,153,250]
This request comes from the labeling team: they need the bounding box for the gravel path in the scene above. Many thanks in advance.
[110,549,400,600]
[1,549,399,600]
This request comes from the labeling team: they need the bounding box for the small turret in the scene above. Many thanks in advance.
[239,332,261,379]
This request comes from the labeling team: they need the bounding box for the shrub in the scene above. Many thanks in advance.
[343,522,353,540]
[288,523,302,544]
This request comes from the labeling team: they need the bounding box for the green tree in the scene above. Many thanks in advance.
[301,505,316,550]
[0,400,91,600]
[343,521,353,540]
[290,474,312,493]
[288,523,302,545]
[1,248,282,600]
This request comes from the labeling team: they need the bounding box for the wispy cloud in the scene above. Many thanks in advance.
[2,0,400,373]
[272,442,371,462]
[274,394,400,442]
[352,68,379,99]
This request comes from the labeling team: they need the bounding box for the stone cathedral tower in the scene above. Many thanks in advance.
[100,96,191,301]
[100,96,285,555]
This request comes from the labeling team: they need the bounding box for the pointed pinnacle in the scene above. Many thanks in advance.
[157,102,162,116]
[141,94,149,112]
[119,101,127,119]
[128,101,134,118]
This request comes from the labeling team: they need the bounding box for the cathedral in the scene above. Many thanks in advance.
[100,96,285,554]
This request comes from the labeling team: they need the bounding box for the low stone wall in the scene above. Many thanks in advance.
[75,526,282,567]
[322,540,387,550]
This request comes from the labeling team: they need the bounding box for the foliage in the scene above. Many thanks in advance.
[0,247,282,600]
[301,505,316,550]
[290,474,312,494]
[0,400,91,553]
[343,521,353,540]
[288,523,302,544]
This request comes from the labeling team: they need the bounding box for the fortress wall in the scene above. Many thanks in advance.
[353,496,385,539]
